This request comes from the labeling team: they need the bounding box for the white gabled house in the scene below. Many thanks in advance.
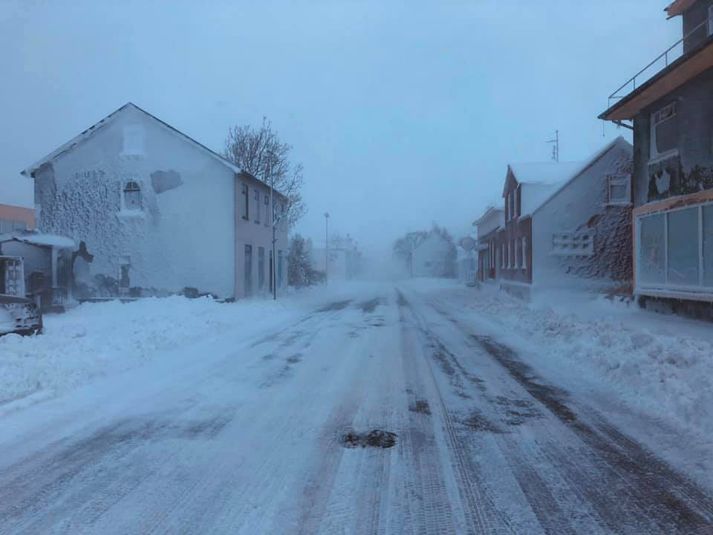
[498,136,633,297]
[21,103,289,300]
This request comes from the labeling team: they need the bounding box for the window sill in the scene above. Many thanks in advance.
[118,209,145,219]
[648,150,679,166]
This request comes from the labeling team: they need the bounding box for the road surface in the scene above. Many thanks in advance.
[0,284,711,534]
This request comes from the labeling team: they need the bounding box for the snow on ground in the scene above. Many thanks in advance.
[0,286,355,411]
[404,278,713,487]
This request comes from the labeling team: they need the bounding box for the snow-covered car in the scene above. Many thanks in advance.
[0,294,42,336]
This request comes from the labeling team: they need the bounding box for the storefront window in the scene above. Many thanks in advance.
[667,208,699,286]
[704,205,713,287]
[639,214,665,284]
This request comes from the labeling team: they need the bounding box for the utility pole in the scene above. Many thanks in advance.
[324,212,330,284]
[547,129,560,162]
[268,151,278,301]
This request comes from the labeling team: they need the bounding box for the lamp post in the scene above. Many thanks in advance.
[268,151,277,301]
[324,212,330,284]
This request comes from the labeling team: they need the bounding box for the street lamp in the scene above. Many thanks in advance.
[324,212,330,284]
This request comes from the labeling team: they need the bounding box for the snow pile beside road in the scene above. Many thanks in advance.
[0,296,295,406]
[434,283,713,438]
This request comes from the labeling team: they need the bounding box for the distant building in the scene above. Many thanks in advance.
[456,238,477,284]
[21,103,288,300]
[600,0,713,313]
[497,137,633,297]
[475,206,504,282]
[312,234,361,281]
[0,203,35,233]
[412,231,456,278]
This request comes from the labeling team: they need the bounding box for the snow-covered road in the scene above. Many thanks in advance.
[0,283,711,533]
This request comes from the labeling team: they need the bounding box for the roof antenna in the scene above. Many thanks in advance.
[546,129,559,162]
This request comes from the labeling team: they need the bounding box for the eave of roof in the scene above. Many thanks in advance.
[665,0,696,18]
[20,103,289,200]
[600,37,713,121]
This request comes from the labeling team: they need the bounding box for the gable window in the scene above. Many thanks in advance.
[650,103,678,161]
[122,125,145,156]
[123,181,142,211]
[505,193,510,221]
[510,190,515,220]
[607,175,630,205]
[514,186,520,218]
[254,189,260,223]
[241,183,249,220]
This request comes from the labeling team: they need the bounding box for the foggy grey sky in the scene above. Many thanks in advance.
[0,0,679,252]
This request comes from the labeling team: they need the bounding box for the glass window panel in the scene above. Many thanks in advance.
[703,205,713,286]
[655,117,677,155]
[667,208,699,286]
[639,214,665,284]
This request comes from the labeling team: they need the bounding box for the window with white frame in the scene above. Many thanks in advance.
[552,231,594,256]
[241,183,249,219]
[123,181,142,211]
[521,237,527,269]
[607,175,630,205]
[637,203,713,291]
[650,102,678,160]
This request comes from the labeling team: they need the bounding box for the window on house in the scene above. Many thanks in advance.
[607,175,630,205]
[510,191,515,220]
[521,237,527,269]
[515,186,520,218]
[552,231,594,256]
[254,189,260,223]
[638,213,666,284]
[667,207,699,286]
[241,183,249,219]
[122,125,145,156]
[123,181,142,210]
[650,103,678,160]
[505,193,510,221]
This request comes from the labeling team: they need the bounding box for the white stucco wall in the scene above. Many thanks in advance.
[34,105,237,297]
[531,138,632,290]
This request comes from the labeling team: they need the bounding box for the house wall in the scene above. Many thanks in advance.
[499,176,531,285]
[234,177,289,298]
[683,0,713,53]
[412,234,454,278]
[531,140,633,290]
[0,204,35,233]
[33,106,238,297]
[632,67,713,208]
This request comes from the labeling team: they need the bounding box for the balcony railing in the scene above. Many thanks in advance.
[607,17,711,110]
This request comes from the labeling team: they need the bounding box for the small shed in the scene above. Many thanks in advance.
[0,232,77,311]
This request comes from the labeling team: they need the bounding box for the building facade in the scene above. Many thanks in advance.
[21,103,288,300]
[600,0,713,309]
[475,207,504,282]
[0,203,35,234]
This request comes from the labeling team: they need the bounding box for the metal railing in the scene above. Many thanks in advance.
[607,18,711,110]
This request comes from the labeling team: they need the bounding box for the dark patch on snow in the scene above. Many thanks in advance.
[462,411,501,433]
[262,353,277,361]
[396,290,409,308]
[357,298,382,313]
[409,399,431,415]
[317,300,352,313]
[286,353,302,364]
[340,429,397,449]
[495,396,542,426]
[471,334,577,424]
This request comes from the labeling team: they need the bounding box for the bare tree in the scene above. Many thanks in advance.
[223,117,306,228]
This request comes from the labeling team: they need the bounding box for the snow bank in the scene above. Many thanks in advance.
[425,282,713,439]
[0,295,299,407]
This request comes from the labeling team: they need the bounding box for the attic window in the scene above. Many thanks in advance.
[650,103,677,161]
[123,181,142,211]
[122,125,145,156]
[607,175,630,205]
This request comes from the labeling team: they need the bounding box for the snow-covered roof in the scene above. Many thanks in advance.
[509,161,583,187]
[20,103,287,200]
[529,136,631,218]
[0,232,76,249]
